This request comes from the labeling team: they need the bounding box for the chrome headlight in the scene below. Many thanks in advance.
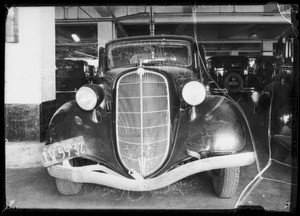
[182,81,206,106]
[76,84,104,111]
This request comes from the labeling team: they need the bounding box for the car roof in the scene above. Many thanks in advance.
[105,35,197,48]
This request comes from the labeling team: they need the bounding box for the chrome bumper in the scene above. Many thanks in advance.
[48,152,256,191]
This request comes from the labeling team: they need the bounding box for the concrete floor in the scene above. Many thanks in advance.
[4,95,297,211]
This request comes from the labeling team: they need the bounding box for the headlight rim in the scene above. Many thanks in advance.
[75,84,104,111]
[182,81,206,106]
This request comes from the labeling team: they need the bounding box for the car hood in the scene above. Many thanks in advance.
[103,65,198,88]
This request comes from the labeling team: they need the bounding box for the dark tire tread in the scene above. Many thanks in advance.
[55,178,83,195]
[212,167,240,198]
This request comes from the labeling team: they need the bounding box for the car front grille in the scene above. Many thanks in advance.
[116,70,170,177]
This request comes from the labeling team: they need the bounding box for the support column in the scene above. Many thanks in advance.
[261,40,274,56]
[97,22,115,50]
[5,7,56,142]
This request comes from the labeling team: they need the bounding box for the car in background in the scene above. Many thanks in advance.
[207,56,256,95]
[250,56,276,91]
[41,35,256,198]
[56,59,95,108]
[255,27,297,163]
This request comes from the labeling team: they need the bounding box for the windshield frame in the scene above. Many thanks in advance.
[106,39,193,70]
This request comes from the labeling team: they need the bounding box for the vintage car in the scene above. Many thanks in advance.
[251,56,276,92]
[41,35,256,198]
[207,56,256,94]
[255,27,297,163]
[56,59,94,108]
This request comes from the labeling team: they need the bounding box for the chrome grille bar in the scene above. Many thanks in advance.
[116,70,170,177]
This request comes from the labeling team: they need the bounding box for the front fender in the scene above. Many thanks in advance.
[45,101,78,144]
[152,95,252,177]
[178,95,249,154]
[45,100,131,178]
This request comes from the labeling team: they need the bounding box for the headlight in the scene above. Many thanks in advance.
[76,84,104,111]
[182,81,206,106]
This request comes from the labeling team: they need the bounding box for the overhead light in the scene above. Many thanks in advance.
[71,34,80,42]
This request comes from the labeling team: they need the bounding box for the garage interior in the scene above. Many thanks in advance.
[5,4,298,211]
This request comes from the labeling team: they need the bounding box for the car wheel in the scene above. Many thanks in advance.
[55,178,83,196]
[212,167,240,198]
[54,159,83,195]
[223,73,243,93]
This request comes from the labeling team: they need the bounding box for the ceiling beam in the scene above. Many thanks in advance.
[105,6,128,37]
[79,7,98,22]
[220,24,257,39]
[118,13,291,24]
[93,6,112,17]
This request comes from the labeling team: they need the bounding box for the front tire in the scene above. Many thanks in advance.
[55,178,83,196]
[212,167,240,198]
[54,159,84,196]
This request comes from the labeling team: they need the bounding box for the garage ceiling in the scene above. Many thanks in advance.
[55,5,292,58]
[56,5,291,40]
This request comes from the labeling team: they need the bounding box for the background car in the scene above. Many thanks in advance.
[255,27,297,164]
[55,59,95,108]
[250,56,276,91]
[207,56,256,95]
[41,35,255,198]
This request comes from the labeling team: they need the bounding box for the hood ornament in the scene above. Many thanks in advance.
[137,60,145,76]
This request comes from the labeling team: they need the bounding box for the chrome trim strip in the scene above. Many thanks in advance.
[118,110,168,114]
[117,124,168,129]
[118,138,168,145]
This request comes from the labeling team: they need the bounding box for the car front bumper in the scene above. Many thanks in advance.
[47,152,256,191]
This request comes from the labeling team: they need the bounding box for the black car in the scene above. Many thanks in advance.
[256,27,297,163]
[251,56,276,91]
[207,56,255,94]
[40,35,255,198]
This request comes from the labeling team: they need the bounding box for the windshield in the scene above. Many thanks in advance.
[107,40,192,68]
[208,56,249,69]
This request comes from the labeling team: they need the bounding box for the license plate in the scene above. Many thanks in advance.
[40,136,87,167]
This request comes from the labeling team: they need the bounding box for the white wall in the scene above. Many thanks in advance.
[5,7,55,104]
